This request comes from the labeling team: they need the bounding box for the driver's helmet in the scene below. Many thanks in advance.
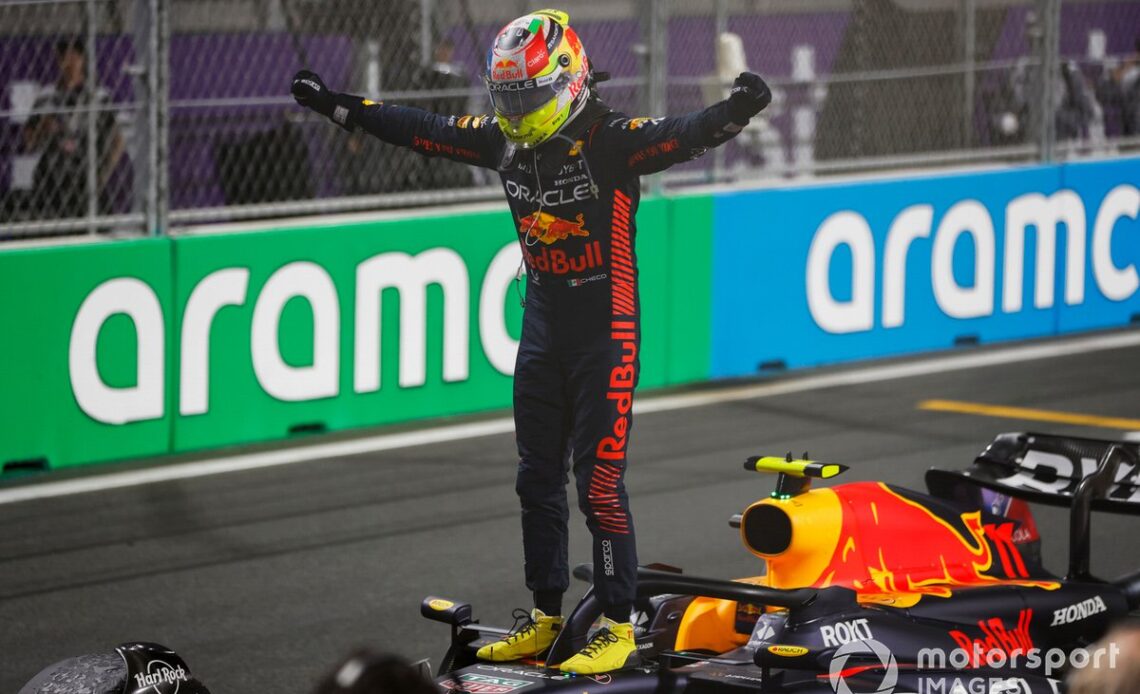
[485,9,590,149]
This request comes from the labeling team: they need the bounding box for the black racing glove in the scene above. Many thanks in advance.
[727,71,772,125]
[292,69,364,131]
[291,69,335,117]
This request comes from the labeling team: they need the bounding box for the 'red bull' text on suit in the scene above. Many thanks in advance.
[296,86,764,621]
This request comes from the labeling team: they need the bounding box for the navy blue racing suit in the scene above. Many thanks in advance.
[345,96,747,620]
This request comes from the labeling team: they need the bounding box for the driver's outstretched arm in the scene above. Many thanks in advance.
[607,72,771,176]
[291,69,504,169]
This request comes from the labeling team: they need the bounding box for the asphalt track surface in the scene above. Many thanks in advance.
[2,334,1139,693]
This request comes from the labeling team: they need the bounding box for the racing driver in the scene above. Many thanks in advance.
[291,8,770,674]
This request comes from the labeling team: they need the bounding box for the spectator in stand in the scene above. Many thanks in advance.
[1056,59,1098,142]
[21,36,126,219]
[987,56,1098,147]
[1097,35,1140,138]
[420,38,470,115]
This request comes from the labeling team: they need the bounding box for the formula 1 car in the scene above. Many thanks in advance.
[421,432,1140,693]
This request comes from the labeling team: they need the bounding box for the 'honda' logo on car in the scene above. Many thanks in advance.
[1051,596,1107,625]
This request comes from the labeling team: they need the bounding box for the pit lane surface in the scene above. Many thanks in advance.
[2,333,1138,693]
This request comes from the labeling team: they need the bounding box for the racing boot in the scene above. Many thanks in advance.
[476,609,562,661]
[558,618,641,675]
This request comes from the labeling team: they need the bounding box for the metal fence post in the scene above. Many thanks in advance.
[85,0,98,233]
[638,0,669,117]
[156,0,169,234]
[131,0,159,234]
[649,0,668,119]
[712,0,728,182]
[961,0,977,149]
[1037,0,1061,162]
[641,0,669,194]
[419,0,434,66]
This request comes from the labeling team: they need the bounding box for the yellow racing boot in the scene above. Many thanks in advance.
[476,609,563,662]
[558,618,641,675]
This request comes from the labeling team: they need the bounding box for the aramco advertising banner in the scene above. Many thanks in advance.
[709,156,1140,376]
[0,238,176,467]
[1,157,1136,471]
[0,198,714,469]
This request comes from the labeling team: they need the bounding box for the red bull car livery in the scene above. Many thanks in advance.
[422,432,1140,693]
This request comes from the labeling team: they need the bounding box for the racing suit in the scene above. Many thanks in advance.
[330,94,750,620]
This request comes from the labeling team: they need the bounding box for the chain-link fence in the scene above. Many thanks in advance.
[165,0,657,226]
[683,0,1140,184]
[2,0,1139,240]
[1,0,150,237]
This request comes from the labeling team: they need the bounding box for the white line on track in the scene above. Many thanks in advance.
[3,329,1139,505]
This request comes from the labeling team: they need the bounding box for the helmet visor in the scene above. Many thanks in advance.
[486,70,571,118]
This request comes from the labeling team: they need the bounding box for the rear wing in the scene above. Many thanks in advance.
[926,431,1139,580]
[925,431,1140,515]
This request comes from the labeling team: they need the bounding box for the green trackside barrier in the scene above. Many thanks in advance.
[0,196,717,471]
[663,194,715,385]
[0,237,175,469]
[171,207,529,453]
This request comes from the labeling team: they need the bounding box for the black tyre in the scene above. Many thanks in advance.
[18,651,126,694]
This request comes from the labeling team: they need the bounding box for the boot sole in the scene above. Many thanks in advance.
[559,651,643,675]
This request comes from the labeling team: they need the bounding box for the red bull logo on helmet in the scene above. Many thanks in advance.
[566,25,582,55]
[492,58,524,82]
